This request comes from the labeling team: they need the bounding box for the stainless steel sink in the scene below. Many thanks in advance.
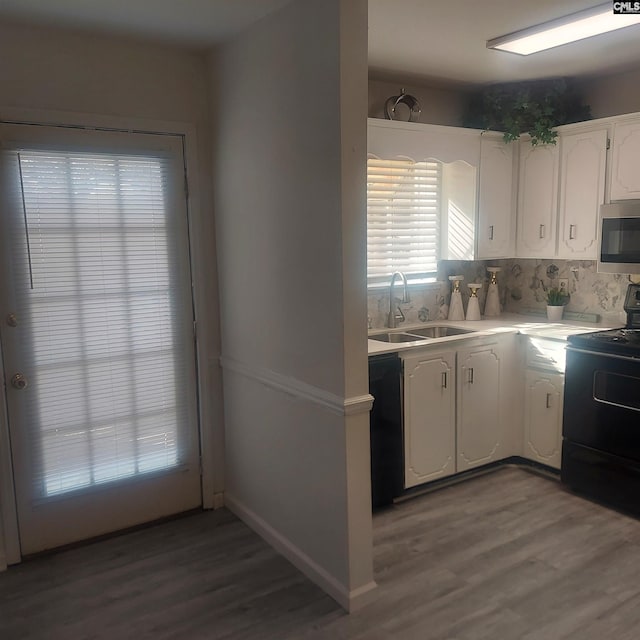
[405,325,477,339]
[369,332,430,343]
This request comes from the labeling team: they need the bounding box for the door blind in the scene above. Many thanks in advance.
[367,157,441,284]
[10,148,193,498]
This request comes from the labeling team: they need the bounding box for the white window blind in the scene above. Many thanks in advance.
[367,157,441,285]
[13,148,192,498]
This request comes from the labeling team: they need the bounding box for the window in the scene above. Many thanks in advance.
[367,156,441,285]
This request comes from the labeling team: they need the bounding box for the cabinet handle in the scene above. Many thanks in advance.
[546,393,552,408]
[442,371,447,389]
[569,224,576,240]
[468,368,474,384]
[489,225,494,240]
[539,224,545,239]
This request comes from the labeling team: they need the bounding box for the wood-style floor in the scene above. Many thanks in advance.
[2,466,640,639]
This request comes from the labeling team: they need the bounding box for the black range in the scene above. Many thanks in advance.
[562,283,640,517]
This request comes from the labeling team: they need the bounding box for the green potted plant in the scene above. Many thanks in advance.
[546,287,570,321]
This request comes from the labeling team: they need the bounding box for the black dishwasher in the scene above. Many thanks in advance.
[369,354,403,508]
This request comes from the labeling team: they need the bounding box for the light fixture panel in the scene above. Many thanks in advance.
[487,3,640,56]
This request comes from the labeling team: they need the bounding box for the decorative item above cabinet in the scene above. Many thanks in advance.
[384,88,421,123]
[462,78,591,146]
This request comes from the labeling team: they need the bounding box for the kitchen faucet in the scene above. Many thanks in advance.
[387,271,410,328]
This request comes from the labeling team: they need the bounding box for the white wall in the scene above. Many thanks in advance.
[578,67,640,119]
[0,20,224,562]
[212,0,375,611]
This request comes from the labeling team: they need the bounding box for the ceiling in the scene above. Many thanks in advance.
[0,0,639,87]
[368,0,640,86]
[0,0,292,47]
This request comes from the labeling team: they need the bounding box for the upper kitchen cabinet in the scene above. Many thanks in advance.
[477,133,516,259]
[556,126,608,260]
[368,118,480,262]
[610,116,640,201]
[516,140,559,258]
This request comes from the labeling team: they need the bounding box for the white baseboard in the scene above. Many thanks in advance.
[225,493,377,612]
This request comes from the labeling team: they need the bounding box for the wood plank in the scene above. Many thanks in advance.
[2,467,640,639]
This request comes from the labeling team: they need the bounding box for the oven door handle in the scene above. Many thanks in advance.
[566,346,640,364]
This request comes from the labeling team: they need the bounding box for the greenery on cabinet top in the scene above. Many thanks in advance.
[463,78,591,146]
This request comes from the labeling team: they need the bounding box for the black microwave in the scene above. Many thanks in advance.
[598,202,640,274]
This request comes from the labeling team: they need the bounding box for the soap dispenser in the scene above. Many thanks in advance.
[466,283,482,321]
[484,267,501,317]
[447,275,465,321]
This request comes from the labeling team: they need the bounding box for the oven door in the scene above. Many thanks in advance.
[563,347,640,461]
[563,346,640,516]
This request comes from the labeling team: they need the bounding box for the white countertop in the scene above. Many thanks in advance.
[367,313,619,356]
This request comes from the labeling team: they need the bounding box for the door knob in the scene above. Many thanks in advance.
[6,313,17,327]
[11,373,28,390]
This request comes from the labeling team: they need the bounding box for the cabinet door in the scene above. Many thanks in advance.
[523,370,563,469]
[477,136,515,258]
[610,118,640,200]
[457,343,502,470]
[557,129,607,259]
[516,142,559,258]
[403,350,456,488]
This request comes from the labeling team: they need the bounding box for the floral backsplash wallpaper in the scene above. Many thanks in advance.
[368,259,631,330]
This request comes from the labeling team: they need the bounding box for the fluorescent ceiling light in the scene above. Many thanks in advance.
[487,3,640,56]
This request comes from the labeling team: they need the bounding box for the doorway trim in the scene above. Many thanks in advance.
[0,106,222,567]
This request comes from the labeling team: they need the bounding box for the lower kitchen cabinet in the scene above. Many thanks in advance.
[523,370,563,469]
[402,349,456,488]
[456,341,503,471]
[401,336,514,489]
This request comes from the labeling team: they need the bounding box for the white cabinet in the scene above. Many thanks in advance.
[402,350,456,488]
[557,128,608,259]
[401,336,513,489]
[523,370,563,469]
[367,118,481,166]
[457,341,503,471]
[522,336,566,470]
[516,141,559,258]
[477,134,516,259]
[610,117,640,200]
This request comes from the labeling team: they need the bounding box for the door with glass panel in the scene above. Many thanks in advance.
[0,124,201,555]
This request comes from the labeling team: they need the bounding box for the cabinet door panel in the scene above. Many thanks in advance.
[610,119,640,200]
[516,143,559,258]
[403,351,456,488]
[557,129,607,259]
[457,344,502,470]
[524,371,563,469]
[477,137,515,258]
